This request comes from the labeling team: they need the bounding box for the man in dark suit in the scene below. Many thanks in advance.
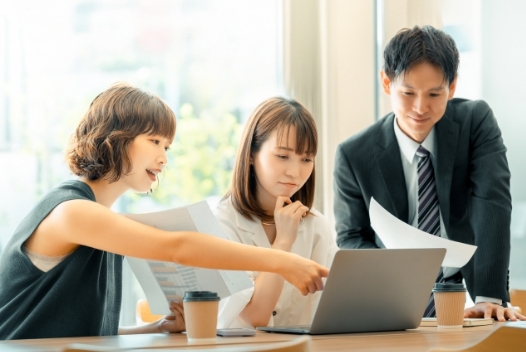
[334,25,525,321]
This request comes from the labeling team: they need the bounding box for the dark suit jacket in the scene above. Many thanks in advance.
[333,98,511,303]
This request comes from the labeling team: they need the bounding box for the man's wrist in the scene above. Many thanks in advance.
[475,296,502,306]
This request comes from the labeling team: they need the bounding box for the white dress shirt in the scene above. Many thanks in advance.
[213,197,338,328]
[393,117,502,306]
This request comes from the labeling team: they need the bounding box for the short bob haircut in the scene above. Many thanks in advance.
[226,97,318,223]
[66,82,176,182]
[383,25,459,85]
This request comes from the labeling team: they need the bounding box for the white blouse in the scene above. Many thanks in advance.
[214,198,338,328]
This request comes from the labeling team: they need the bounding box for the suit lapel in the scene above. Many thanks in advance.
[375,115,409,222]
[434,109,459,232]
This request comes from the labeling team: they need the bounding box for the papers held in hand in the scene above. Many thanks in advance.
[125,201,253,315]
[369,198,477,268]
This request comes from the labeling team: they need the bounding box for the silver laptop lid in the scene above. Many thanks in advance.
[307,248,446,334]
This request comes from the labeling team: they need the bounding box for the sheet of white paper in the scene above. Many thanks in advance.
[369,198,476,268]
[126,258,168,314]
[126,201,253,315]
[186,201,254,294]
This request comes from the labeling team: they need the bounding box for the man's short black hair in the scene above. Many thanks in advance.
[383,25,459,84]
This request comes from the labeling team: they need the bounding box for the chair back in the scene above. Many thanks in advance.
[135,299,163,324]
[63,336,312,352]
[427,323,526,351]
[225,335,311,352]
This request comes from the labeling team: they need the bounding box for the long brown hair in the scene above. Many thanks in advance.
[226,97,318,222]
[66,82,176,182]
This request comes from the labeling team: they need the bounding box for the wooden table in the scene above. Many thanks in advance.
[2,322,523,351]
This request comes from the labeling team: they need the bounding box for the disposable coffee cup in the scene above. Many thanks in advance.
[432,283,466,329]
[183,291,220,342]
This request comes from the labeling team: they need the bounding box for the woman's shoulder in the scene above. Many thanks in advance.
[214,197,257,222]
[213,197,246,230]
[303,208,333,235]
[213,197,259,243]
[306,207,329,224]
[309,207,324,217]
[13,180,95,236]
[214,197,235,218]
[47,180,96,202]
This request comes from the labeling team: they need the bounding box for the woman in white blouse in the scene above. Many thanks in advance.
[215,97,338,328]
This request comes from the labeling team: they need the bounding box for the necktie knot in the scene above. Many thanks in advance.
[416,145,430,158]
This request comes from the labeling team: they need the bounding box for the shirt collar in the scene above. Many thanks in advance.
[393,117,436,164]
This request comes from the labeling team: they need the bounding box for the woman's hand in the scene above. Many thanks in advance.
[157,300,186,333]
[118,300,186,335]
[278,252,328,295]
[273,196,309,250]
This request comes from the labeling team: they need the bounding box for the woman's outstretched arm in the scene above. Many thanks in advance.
[26,199,328,295]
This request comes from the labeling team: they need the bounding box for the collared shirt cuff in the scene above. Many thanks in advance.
[475,296,502,306]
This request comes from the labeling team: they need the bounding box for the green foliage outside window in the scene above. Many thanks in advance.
[126,103,242,208]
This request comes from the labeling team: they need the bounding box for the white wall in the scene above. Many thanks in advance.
[283,0,376,222]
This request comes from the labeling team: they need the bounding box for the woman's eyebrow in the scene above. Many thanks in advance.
[276,146,294,151]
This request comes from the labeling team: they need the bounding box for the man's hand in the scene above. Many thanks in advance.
[464,302,526,322]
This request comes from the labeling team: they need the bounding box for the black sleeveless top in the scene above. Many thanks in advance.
[0,180,123,340]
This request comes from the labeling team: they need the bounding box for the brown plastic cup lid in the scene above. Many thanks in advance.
[183,291,220,302]
[432,283,466,293]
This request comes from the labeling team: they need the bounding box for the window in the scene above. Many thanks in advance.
[0,0,283,325]
[442,0,526,290]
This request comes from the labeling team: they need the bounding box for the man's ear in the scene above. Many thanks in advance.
[380,70,392,95]
[448,76,458,99]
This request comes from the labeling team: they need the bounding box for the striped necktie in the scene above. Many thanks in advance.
[416,145,443,317]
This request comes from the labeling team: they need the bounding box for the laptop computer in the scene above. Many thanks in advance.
[257,248,446,335]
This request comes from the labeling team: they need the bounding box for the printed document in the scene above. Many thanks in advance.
[369,198,477,268]
[126,201,253,315]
